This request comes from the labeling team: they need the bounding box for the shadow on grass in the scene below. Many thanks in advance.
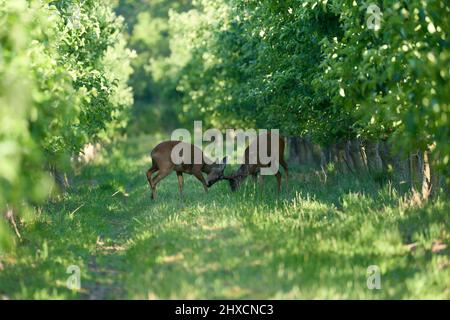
[1,138,448,299]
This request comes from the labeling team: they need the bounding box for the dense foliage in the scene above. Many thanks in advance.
[152,0,448,183]
[0,0,448,299]
[0,0,134,250]
[1,136,449,299]
[116,0,192,133]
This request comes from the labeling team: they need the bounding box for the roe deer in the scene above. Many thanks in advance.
[224,132,288,193]
[146,141,227,200]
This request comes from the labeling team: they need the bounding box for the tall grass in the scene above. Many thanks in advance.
[0,136,448,299]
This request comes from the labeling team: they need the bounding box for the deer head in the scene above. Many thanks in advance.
[206,157,227,187]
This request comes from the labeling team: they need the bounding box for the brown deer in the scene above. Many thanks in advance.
[146,141,227,200]
[224,132,288,193]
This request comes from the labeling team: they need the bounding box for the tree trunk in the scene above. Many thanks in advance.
[338,143,349,173]
[330,143,348,173]
[421,150,432,201]
[312,143,324,168]
[417,151,424,187]
[348,139,366,173]
[429,150,440,195]
[364,140,383,175]
[289,137,319,166]
[49,166,70,194]
[378,140,394,175]
[288,137,302,165]
[344,141,356,173]
[409,152,420,189]
[298,138,307,164]
[303,139,313,165]
[322,145,332,165]
[392,153,410,186]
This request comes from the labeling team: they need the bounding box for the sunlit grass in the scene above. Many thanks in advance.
[0,135,449,299]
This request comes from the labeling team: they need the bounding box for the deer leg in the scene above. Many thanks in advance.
[177,172,184,198]
[146,166,158,197]
[147,167,157,186]
[193,171,208,192]
[259,174,265,192]
[151,169,172,200]
[275,171,282,194]
[280,159,289,191]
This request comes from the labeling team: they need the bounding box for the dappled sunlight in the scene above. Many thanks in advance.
[2,136,449,299]
[1,0,448,302]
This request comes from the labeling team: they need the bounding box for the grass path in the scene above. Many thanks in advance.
[0,136,449,299]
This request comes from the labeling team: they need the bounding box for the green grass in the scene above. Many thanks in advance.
[0,135,449,299]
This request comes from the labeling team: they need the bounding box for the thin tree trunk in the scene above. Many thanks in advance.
[348,139,366,173]
[364,140,383,175]
[312,143,324,168]
[332,142,348,173]
[429,149,440,195]
[393,154,409,186]
[421,150,432,201]
[344,141,356,173]
[48,165,69,193]
[378,140,394,175]
[409,152,420,189]
[5,206,22,241]
[417,151,424,187]
[288,137,302,165]
[359,142,369,171]
[304,138,314,165]
[322,145,332,165]
[298,138,307,164]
